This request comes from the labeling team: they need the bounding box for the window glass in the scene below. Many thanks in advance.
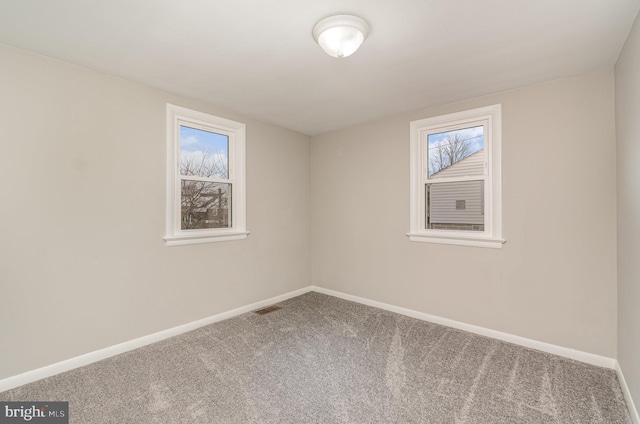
[181,181,231,230]
[426,180,484,232]
[179,125,229,179]
[428,125,484,179]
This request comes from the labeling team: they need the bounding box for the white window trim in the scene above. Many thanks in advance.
[164,104,248,246]
[408,104,504,248]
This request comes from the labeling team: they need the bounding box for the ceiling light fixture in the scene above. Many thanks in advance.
[312,15,369,58]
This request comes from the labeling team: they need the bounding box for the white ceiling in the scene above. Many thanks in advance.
[0,0,638,136]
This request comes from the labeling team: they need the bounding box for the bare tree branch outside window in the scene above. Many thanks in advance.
[180,149,228,179]
[428,132,477,176]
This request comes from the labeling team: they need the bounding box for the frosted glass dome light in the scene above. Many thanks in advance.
[312,15,369,58]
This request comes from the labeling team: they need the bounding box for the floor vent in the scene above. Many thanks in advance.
[253,306,282,315]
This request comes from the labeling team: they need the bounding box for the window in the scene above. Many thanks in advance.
[409,104,503,248]
[164,104,247,246]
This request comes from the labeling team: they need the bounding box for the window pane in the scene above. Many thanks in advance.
[426,181,484,231]
[427,125,484,179]
[180,125,229,179]
[181,180,231,230]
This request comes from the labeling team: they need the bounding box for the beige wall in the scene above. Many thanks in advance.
[311,70,618,357]
[0,45,311,380]
[616,11,640,410]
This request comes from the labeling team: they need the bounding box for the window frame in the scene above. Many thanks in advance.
[408,104,504,248]
[164,104,248,246]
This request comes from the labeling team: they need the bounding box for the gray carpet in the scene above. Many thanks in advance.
[0,292,632,423]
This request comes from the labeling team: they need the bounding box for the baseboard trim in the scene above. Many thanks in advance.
[310,286,617,369]
[616,361,640,424]
[0,286,313,393]
[1,284,619,393]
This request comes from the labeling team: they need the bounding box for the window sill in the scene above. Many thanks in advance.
[164,231,249,247]
[407,232,505,249]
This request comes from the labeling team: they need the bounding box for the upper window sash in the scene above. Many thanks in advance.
[177,120,234,185]
[421,120,490,182]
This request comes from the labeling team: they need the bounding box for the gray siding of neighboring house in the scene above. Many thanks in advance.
[429,150,484,226]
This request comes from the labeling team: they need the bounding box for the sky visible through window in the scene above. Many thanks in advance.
[180,125,229,179]
[427,125,484,177]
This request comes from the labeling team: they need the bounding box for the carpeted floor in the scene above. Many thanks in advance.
[0,292,632,423]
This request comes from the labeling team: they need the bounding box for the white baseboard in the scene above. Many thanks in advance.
[310,286,617,369]
[0,286,313,392]
[616,361,640,424]
[1,284,619,394]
